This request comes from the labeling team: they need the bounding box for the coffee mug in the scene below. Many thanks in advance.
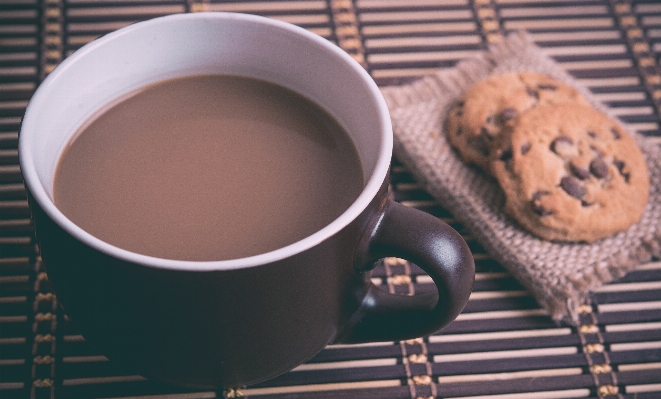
[19,12,474,389]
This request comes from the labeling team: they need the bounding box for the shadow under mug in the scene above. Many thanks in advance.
[19,12,475,389]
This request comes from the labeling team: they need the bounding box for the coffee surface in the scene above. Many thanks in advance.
[54,75,363,261]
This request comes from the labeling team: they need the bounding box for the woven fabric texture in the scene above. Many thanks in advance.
[381,31,661,323]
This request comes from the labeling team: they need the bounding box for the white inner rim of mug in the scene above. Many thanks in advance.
[19,12,393,271]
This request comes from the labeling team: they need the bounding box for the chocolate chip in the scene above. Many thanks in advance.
[589,158,609,179]
[610,127,621,140]
[526,86,539,99]
[581,200,593,207]
[588,131,597,138]
[590,146,603,157]
[550,136,575,158]
[486,115,494,125]
[453,101,464,117]
[532,204,553,216]
[498,145,513,161]
[455,126,462,136]
[532,192,546,201]
[501,107,517,123]
[560,176,586,199]
[570,163,591,180]
[531,191,552,216]
[468,136,490,156]
[537,83,557,90]
[521,141,531,155]
[614,159,630,182]
[480,126,493,140]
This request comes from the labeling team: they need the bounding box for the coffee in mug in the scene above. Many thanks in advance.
[19,12,475,389]
[54,74,364,261]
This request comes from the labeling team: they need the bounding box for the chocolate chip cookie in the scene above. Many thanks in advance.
[445,72,589,173]
[490,103,649,242]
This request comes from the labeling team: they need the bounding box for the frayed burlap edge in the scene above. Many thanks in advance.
[380,31,661,324]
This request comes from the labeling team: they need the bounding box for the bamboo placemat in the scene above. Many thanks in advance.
[1,1,661,398]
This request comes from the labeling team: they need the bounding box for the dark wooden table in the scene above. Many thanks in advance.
[1,1,660,398]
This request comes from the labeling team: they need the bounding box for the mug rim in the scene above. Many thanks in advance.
[19,12,393,271]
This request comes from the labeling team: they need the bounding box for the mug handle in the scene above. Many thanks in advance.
[337,198,475,343]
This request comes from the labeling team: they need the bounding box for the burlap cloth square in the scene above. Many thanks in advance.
[380,31,661,323]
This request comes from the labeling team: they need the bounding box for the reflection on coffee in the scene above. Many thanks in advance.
[54,75,364,261]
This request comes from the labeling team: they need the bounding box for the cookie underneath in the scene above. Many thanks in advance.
[445,71,589,174]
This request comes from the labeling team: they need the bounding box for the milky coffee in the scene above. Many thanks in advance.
[54,75,364,261]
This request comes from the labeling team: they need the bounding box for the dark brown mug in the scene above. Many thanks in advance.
[19,12,474,390]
